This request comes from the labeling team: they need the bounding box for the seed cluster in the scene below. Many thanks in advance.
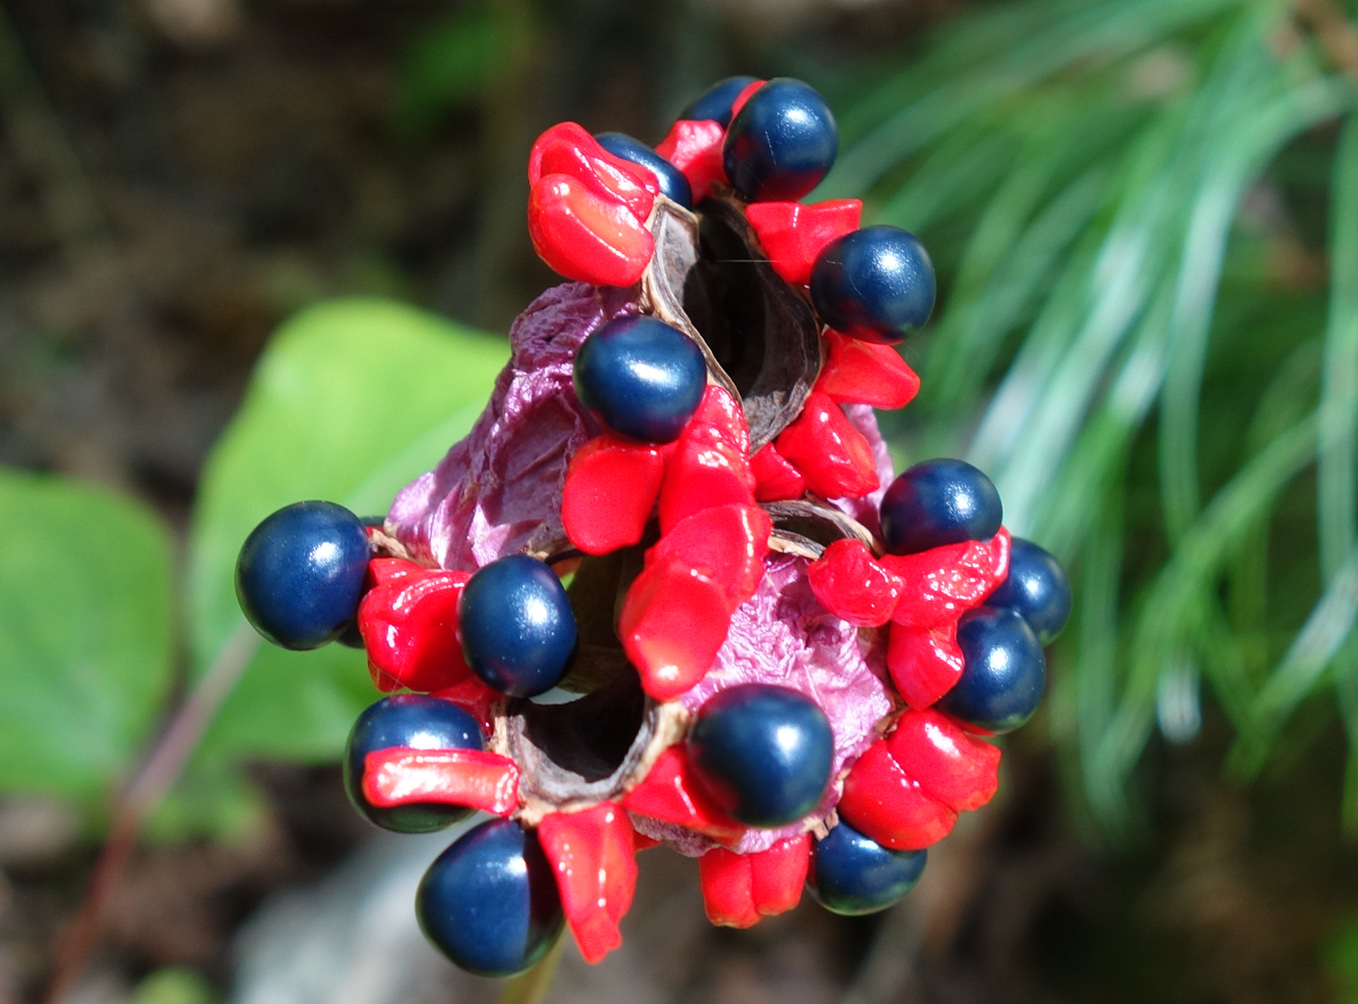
[233,76,1072,978]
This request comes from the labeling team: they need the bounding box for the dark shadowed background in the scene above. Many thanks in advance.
[2,1,1358,1002]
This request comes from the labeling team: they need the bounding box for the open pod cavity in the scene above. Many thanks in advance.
[492,544,687,825]
[642,196,823,451]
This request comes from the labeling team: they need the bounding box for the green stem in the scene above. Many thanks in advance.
[494,939,565,1004]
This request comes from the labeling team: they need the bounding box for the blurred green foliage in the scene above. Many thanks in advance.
[0,471,173,801]
[824,0,1358,834]
[187,299,505,768]
[0,300,504,831]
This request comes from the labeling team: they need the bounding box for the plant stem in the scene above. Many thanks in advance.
[41,622,261,1004]
[493,939,565,1004]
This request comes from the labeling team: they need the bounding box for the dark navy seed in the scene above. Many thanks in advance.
[595,131,693,209]
[573,315,707,444]
[687,684,834,828]
[808,819,927,916]
[235,500,371,650]
[459,555,578,698]
[810,225,936,345]
[937,606,1046,735]
[344,695,484,833]
[987,538,1071,645]
[679,75,760,127]
[880,459,1003,556]
[723,78,838,203]
[416,818,564,978]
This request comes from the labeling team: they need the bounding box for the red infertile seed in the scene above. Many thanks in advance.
[647,503,771,612]
[528,122,658,222]
[807,538,903,627]
[357,563,472,694]
[837,740,957,851]
[881,529,1012,628]
[618,557,733,701]
[561,435,665,555]
[430,678,501,737]
[528,174,655,286]
[362,748,519,816]
[687,385,751,454]
[774,391,879,499]
[538,802,638,965]
[750,442,807,502]
[886,621,965,710]
[746,199,862,286]
[697,833,809,929]
[620,746,747,844]
[815,329,921,409]
[657,429,756,534]
[655,120,728,203]
[887,709,1001,812]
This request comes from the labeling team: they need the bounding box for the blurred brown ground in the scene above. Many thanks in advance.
[0,1,1355,1002]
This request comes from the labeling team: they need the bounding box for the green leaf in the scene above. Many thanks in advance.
[0,470,174,801]
[1319,115,1358,581]
[188,298,507,766]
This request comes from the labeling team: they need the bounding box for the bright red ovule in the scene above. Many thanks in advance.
[620,746,746,844]
[657,424,756,533]
[538,802,639,964]
[750,442,807,501]
[362,747,519,816]
[882,529,1011,627]
[561,435,665,555]
[655,120,728,203]
[357,559,472,693]
[528,174,655,287]
[746,199,862,286]
[887,621,965,709]
[774,391,879,499]
[698,833,810,928]
[619,555,733,700]
[648,503,771,612]
[808,539,903,627]
[815,329,921,409]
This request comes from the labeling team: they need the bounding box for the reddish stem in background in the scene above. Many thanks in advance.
[42,622,261,1004]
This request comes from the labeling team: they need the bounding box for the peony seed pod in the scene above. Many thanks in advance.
[236,76,1069,977]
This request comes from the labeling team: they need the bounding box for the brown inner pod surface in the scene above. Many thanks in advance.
[496,546,686,824]
[642,195,823,452]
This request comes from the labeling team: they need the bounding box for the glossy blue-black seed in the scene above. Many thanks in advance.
[937,606,1046,734]
[343,695,484,833]
[879,459,1003,556]
[235,500,371,650]
[679,75,760,127]
[808,820,927,916]
[810,225,936,345]
[459,555,577,698]
[723,78,838,203]
[595,131,693,210]
[573,315,707,444]
[687,684,834,827]
[987,538,1071,645]
[417,818,564,978]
